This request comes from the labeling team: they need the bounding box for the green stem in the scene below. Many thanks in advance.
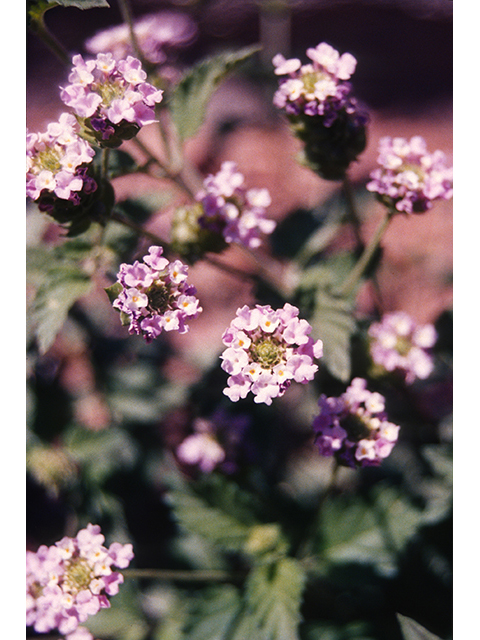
[335,209,395,298]
[29,11,70,67]
[342,174,363,248]
[123,568,246,583]
[117,0,144,63]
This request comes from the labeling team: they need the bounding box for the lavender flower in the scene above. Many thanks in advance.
[60,54,163,147]
[313,378,400,468]
[85,11,198,66]
[272,42,360,123]
[272,42,368,180]
[26,524,133,637]
[176,410,251,474]
[111,245,202,342]
[220,303,323,405]
[366,136,453,214]
[368,311,437,383]
[26,113,96,204]
[171,161,276,259]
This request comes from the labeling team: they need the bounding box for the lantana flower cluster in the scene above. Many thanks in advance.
[220,303,323,405]
[26,112,96,206]
[85,11,198,67]
[313,378,400,468]
[366,135,453,214]
[171,161,276,258]
[176,410,251,474]
[60,53,164,147]
[26,524,133,639]
[368,311,437,383]
[112,245,202,342]
[272,42,364,125]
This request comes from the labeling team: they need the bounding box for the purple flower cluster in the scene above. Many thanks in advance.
[197,161,276,249]
[85,11,198,66]
[366,136,453,214]
[60,53,163,145]
[176,410,251,474]
[220,303,323,405]
[26,524,133,639]
[368,311,437,384]
[272,42,364,126]
[26,113,96,204]
[112,245,202,342]
[313,378,400,468]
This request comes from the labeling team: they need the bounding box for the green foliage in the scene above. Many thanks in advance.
[27,238,95,353]
[170,46,260,141]
[295,254,357,382]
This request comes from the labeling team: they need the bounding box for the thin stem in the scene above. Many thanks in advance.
[335,209,395,299]
[29,12,71,67]
[123,568,246,583]
[117,0,144,63]
[342,174,363,248]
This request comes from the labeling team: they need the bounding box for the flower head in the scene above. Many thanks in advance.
[366,136,453,214]
[26,524,133,636]
[171,162,276,259]
[220,303,323,405]
[60,54,163,147]
[272,43,368,180]
[368,311,437,383]
[26,113,96,203]
[85,11,198,66]
[111,246,202,342]
[272,42,363,125]
[176,410,251,474]
[313,378,400,468]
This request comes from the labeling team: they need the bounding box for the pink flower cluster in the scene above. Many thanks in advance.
[196,161,276,249]
[313,378,400,468]
[112,245,202,342]
[60,53,163,144]
[220,303,323,405]
[368,311,437,384]
[26,113,96,203]
[26,524,133,639]
[366,136,453,214]
[272,42,364,125]
[85,11,198,65]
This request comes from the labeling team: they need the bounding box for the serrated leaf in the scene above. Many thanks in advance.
[310,288,356,382]
[185,586,242,640]
[167,477,251,552]
[231,557,306,640]
[32,275,92,353]
[54,0,110,8]
[170,46,260,141]
[396,614,443,640]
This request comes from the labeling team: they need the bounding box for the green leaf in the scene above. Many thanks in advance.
[166,475,251,553]
[170,46,260,141]
[53,0,110,8]
[396,614,443,640]
[185,586,242,640]
[295,253,357,382]
[231,557,306,640]
[318,486,426,577]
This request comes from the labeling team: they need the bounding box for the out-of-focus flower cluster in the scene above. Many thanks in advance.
[26,524,133,639]
[313,378,400,468]
[176,410,251,474]
[26,113,96,206]
[367,135,453,214]
[221,303,323,405]
[368,311,437,383]
[60,53,163,147]
[111,245,202,342]
[171,161,276,259]
[85,11,198,67]
[272,42,364,126]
